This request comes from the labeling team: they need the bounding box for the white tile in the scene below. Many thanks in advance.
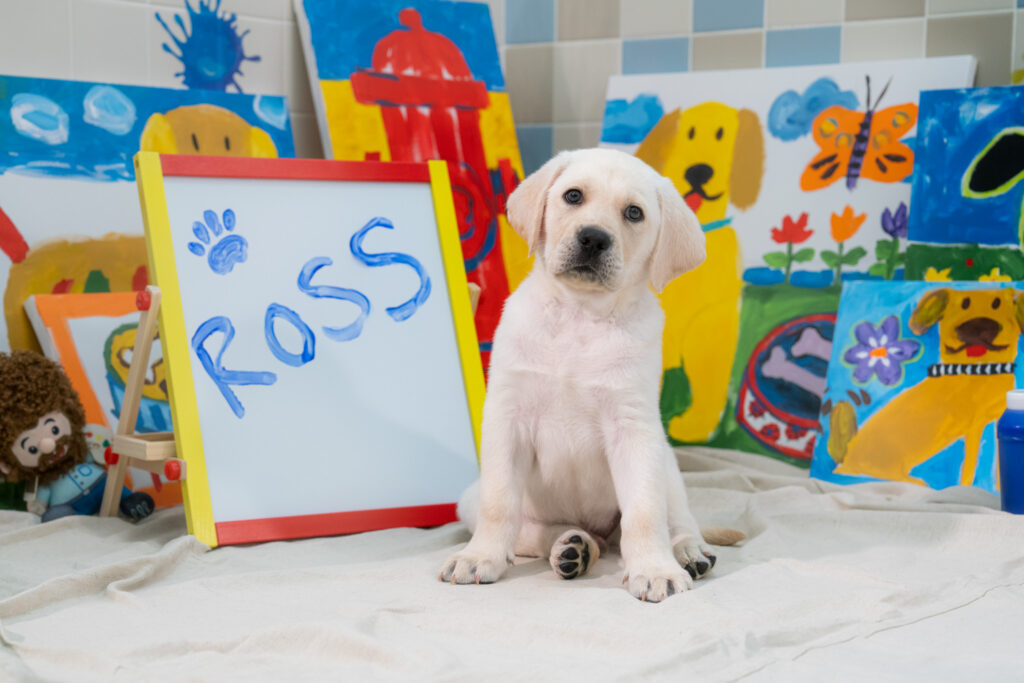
[842,18,925,62]
[928,0,1013,13]
[1015,10,1024,85]
[288,111,324,158]
[552,40,621,124]
[766,0,842,28]
[283,20,314,114]
[620,0,691,38]
[149,0,290,21]
[552,123,602,152]
[72,0,151,85]
[0,0,71,79]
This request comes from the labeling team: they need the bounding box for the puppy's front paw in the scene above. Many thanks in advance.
[439,546,510,585]
[550,529,599,580]
[622,561,692,602]
[673,537,716,580]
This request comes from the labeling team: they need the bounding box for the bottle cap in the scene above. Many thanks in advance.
[1007,390,1024,411]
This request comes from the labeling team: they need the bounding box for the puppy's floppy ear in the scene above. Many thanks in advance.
[651,177,706,293]
[909,288,950,335]
[506,151,571,255]
[729,108,764,210]
[635,109,681,174]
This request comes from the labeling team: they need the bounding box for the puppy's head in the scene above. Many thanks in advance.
[910,287,1024,364]
[506,148,705,293]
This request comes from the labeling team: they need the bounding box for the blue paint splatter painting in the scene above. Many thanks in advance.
[156,0,260,92]
[0,74,295,181]
[908,86,1024,247]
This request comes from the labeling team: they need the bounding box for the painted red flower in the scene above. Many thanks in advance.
[760,424,781,441]
[749,400,767,418]
[785,424,807,440]
[771,212,812,244]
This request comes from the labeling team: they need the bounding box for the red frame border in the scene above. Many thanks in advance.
[158,154,431,183]
[215,504,458,546]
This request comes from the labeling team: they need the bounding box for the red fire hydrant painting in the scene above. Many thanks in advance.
[305,3,526,372]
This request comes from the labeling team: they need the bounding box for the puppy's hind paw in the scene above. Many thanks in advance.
[549,529,600,580]
[439,547,510,585]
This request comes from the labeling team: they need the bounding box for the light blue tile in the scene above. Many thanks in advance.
[622,37,689,74]
[517,125,554,175]
[765,26,841,67]
[694,0,764,32]
[506,0,555,44]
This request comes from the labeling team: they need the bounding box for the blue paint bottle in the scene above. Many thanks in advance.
[996,390,1024,514]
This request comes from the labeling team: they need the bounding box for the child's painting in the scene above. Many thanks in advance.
[600,57,977,460]
[294,0,528,370]
[0,74,294,355]
[24,292,180,508]
[694,285,837,462]
[904,86,1024,282]
[811,281,1023,494]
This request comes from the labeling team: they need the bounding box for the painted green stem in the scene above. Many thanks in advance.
[785,241,793,283]
[885,236,899,280]
[834,241,844,285]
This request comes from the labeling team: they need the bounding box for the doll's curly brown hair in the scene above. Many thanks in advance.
[0,351,88,484]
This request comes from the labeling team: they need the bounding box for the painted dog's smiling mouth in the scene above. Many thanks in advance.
[944,341,1009,358]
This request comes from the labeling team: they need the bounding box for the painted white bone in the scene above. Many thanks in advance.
[791,326,832,361]
[761,346,826,397]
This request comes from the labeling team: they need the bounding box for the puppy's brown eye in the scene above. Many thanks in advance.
[624,205,644,222]
[563,188,583,205]
[716,127,724,140]
[688,126,695,140]
[962,297,971,310]
[993,297,1002,310]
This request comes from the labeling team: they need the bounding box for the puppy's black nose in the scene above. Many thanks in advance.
[684,163,713,188]
[577,227,611,257]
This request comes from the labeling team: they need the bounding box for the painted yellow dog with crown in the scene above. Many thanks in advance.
[635,103,765,443]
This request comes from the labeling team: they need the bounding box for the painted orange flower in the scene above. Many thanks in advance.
[830,205,866,243]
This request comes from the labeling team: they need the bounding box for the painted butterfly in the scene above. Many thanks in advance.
[800,77,917,192]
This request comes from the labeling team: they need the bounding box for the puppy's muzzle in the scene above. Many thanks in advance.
[945,317,1008,357]
[576,226,612,262]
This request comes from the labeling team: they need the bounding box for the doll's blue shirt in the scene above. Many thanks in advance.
[36,462,105,506]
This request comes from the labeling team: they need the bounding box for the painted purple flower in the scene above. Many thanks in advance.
[881,202,908,238]
[844,315,920,386]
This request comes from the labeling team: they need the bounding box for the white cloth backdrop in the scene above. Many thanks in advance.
[2,448,1023,682]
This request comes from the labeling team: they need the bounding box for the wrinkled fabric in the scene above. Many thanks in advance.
[1,447,1022,682]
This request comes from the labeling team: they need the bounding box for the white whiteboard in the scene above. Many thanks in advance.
[144,158,481,545]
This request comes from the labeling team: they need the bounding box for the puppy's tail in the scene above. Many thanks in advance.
[701,527,745,546]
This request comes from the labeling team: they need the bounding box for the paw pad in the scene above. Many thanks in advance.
[552,531,593,580]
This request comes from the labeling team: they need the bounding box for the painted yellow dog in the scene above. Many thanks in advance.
[635,103,764,443]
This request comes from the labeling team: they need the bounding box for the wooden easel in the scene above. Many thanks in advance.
[99,286,185,517]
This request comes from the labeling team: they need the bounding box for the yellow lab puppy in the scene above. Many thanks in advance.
[440,149,742,602]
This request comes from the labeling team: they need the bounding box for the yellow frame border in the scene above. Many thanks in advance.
[134,151,218,547]
[429,160,485,463]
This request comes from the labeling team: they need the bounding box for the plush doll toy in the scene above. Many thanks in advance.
[0,351,154,522]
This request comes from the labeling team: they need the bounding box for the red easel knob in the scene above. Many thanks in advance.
[165,460,182,481]
[136,289,152,311]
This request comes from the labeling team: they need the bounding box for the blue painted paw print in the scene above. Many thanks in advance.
[188,209,247,275]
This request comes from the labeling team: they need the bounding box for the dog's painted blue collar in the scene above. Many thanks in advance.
[701,217,732,233]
